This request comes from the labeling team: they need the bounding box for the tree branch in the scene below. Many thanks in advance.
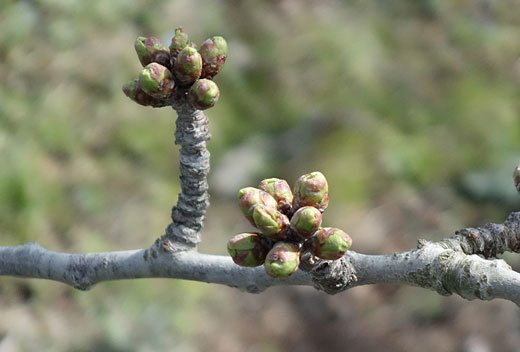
[345,245,520,304]
[0,241,310,293]
[162,96,211,247]
[1,213,520,305]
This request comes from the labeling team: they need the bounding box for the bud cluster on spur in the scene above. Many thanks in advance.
[227,172,353,278]
[122,28,227,110]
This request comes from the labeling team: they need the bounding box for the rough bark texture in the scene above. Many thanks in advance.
[163,97,211,247]
[440,212,520,257]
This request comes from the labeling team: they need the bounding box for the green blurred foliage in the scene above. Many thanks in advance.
[1,0,520,351]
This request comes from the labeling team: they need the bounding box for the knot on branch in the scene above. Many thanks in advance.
[300,252,357,294]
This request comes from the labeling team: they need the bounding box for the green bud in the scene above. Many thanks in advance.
[169,27,191,62]
[310,227,352,260]
[238,187,277,226]
[293,171,329,212]
[514,165,520,192]
[199,36,228,79]
[252,205,289,240]
[188,79,220,110]
[138,63,175,99]
[173,46,202,86]
[134,36,171,68]
[258,178,293,213]
[227,233,271,267]
[122,78,167,107]
[264,242,300,278]
[290,206,322,238]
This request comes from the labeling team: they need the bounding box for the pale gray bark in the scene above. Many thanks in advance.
[1,214,520,305]
[163,97,211,247]
[0,241,309,292]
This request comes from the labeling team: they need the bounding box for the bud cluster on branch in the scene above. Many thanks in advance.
[228,172,353,278]
[122,28,227,110]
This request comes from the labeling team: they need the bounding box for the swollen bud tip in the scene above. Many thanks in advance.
[134,36,171,68]
[138,63,175,99]
[173,46,202,86]
[227,233,271,267]
[169,27,191,64]
[238,187,277,226]
[290,206,322,238]
[258,178,293,214]
[293,171,329,212]
[309,227,352,260]
[252,205,289,241]
[188,79,220,110]
[264,242,300,278]
[199,36,228,79]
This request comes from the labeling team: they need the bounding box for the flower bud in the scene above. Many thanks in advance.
[264,242,300,278]
[169,27,191,63]
[309,227,352,260]
[227,233,271,267]
[514,165,520,192]
[188,79,220,110]
[138,63,175,99]
[173,46,202,86]
[290,206,322,238]
[199,36,228,79]
[122,78,167,107]
[238,187,277,225]
[258,178,293,213]
[293,171,329,212]
[252,205,289,240]
[134,36,171,68]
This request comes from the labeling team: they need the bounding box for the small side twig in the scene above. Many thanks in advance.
[162,96,211,248]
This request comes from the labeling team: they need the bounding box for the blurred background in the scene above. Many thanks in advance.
[1,0,520,351]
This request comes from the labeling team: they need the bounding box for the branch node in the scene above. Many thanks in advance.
[304,253,357,294]
[66,255,95,291]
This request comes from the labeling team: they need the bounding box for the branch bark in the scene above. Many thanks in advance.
[0,241,310,293]
[1,213,520,305]
[163,96,211,247]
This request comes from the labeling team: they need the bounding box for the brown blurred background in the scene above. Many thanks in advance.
[1,0,520,351]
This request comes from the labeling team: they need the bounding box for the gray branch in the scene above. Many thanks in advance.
[1,212,520,305]
[0,241,310,293]
[162,96,211,247]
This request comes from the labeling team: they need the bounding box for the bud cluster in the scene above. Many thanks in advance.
[122,28,227,110]
[227,172,353,278]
